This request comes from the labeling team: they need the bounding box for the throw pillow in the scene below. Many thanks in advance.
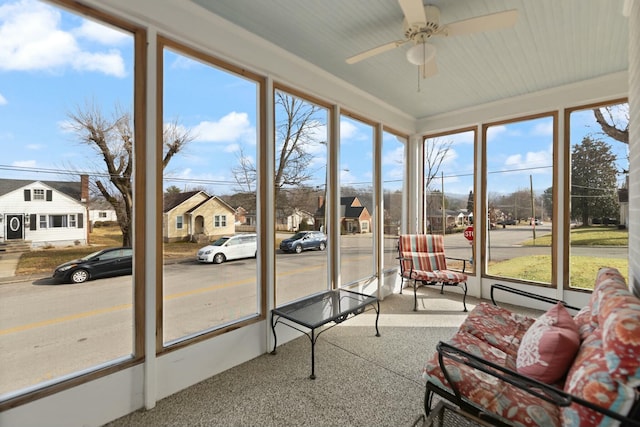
[516,302,580,384]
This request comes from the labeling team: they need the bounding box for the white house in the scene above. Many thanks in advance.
[89,198,118,225]
[0,176,89,248]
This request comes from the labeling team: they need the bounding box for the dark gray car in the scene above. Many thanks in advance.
[279,231,327,254]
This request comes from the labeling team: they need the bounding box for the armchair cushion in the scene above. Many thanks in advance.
[516,302,580,384]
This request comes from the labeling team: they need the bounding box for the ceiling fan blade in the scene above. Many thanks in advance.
[420,57,438,79]
[442,9,518,37]
[398,0,426,27]
[346,39,408,64]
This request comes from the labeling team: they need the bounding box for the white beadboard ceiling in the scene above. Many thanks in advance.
[190,0,628,120]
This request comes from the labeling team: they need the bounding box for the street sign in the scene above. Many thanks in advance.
[464,226,474,241]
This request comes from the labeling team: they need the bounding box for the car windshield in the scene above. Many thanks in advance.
[290,232,308,240]
[81,249,107,261]
[212,237,230,246]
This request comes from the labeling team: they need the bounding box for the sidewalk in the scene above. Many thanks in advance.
[0,252,49,284]
[0,252,20,278]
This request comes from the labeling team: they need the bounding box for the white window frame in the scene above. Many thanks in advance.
[33,189,45,200]
[176,215,183,229]
[214,214,227,227]
[39,215,47,229]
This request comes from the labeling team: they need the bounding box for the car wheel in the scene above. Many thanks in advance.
[213,253,226,264]
[318,242,326,251]
[294,245,303,254]
[70,269,89,284]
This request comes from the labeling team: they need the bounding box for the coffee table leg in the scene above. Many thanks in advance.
[310,328,316,379]
[375,300,381,337]
[270,313,278,354]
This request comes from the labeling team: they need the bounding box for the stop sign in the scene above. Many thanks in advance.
[464,226,474,241]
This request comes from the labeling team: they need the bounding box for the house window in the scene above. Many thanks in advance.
[69,214,77,228]
[99,212,107,218]
[214,215,226,227]
[39,215,47,229]
[49,215,68,228]
[33,189,45,200]
[176,216,183,229]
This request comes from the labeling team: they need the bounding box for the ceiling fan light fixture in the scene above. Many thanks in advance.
[406,42,436,66]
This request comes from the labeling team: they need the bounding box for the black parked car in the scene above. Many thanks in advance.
[53,247,133,284]
[279,231,327,254]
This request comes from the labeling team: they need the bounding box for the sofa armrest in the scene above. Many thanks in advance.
[490,283,580,312]
[435,341,640,426]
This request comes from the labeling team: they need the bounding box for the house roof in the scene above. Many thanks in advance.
[0,178,82,200]
[185,195,235,214]
[163,191,205,212]
[315,196,368,219]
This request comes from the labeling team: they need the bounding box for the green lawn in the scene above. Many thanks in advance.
[491,226,628,289]
[522,225,628,246]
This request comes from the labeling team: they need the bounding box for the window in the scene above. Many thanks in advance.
[424,128,476,274]
[273,89,329,306]
[99,212,108,218]
[567,101,629,289]
[161,39,261,345]
[484,114,555,285]
[340,114,375,287]
[176,216,183,229]
[49,215,68,228]
[382,131,405,273]
[0,0,137,401]
[214,215,226,227]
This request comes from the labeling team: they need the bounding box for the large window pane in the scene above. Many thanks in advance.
[161,45,259,344]
[274,91,329,306]
[382,131,404,271]
[339,116,374,286]
[424,130,475,274]
[485,116,554,284]
[0,0,135,396]
[568,102,629,289]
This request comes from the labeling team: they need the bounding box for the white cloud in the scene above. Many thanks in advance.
[486,125,507,141]
[192,112,254,143]
[504,148,552,173]
[0,92,6,105]
[531,120,553,136]
[340,120,359,140]
[73,19,128,45]
[26,143,43,150]
[0,0,126,77]
[12,159,37,168]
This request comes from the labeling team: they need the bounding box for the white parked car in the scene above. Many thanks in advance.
[197,234,257,264]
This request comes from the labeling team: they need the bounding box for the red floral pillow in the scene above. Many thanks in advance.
[516,302,580,384]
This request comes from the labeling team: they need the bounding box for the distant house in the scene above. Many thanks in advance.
[0,176,89,248]
[163,191,236,243]
[315,196,372,234]
[88,198,118,225]
[276,208,315,232]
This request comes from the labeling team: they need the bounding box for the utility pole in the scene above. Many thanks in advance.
[530,175,536,241]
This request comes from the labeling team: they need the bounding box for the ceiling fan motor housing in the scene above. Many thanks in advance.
[403,5,441,40]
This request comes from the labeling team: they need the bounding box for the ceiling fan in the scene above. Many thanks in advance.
[346,0,518,79]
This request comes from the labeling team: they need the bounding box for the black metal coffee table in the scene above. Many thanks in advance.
[271,288,380,379]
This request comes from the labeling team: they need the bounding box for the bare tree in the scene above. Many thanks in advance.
[593,105,629,144]
[424,137,453,229]
[232,92,323,202]
[67,102,194,246]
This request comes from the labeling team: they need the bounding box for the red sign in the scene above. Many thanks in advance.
[464,226,474,241]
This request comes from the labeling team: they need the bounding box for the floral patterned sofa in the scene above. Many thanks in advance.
[422,267,640,427]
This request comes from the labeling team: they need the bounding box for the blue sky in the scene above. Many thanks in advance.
[0,0,628,200]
